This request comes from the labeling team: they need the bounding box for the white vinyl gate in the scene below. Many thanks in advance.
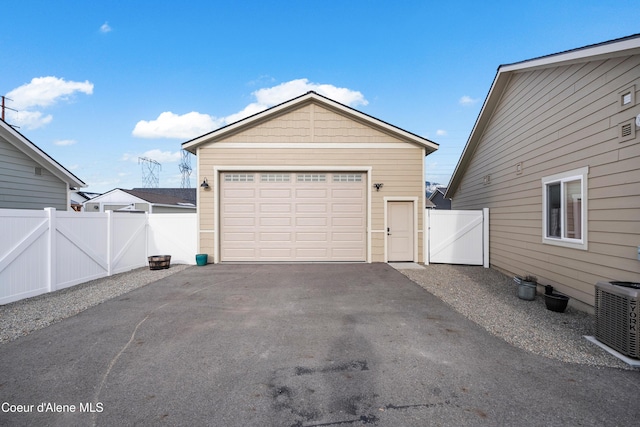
[0,208,197,305]
[427,208,488,267]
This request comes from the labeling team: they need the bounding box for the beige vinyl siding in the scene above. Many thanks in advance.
[0,138,68,210]
[197,146,424,263]
[224,103,406,144]
[451,54,640,308]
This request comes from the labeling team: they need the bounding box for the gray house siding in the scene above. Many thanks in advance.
[0,137,68,210]
[450,53,640,310]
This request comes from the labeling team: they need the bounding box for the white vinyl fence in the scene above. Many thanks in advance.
[0,208,197,305]
[427,208,489,267]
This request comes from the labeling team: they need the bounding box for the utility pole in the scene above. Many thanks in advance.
[1,96,17,122]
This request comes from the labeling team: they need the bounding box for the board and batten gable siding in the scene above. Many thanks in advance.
[196,102,426,263]
[451,54,640,308]
[222,103,406,144]
[0,136,68,210]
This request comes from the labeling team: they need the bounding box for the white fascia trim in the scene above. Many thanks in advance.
[501,37,640,73]
[383,197,419,263]
[212,165,373,264]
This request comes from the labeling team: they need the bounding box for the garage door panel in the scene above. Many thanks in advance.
[224,217,255,227]
[296,188,328,198]
[331,232,364,242]
[295,248,329,259]
[296,217,327,226]
[332,203,364,213]
[220,171,366,262]
[331,248,366,259]
[259,188,292,198]
[332,217,364,227]
[296,203,327,213]
[259,248,293,258]
[332,189,363,198]
[296,232,328,242]
[224,232,255,241]
[259,232,292,242]
[260,217,292,226]
[224,203,255,213]
[224,188,255,198]
[224,248,257,259]
[260,204,291,213]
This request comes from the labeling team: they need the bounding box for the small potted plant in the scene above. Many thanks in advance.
[513,275,537,300]
[543,285,570,312]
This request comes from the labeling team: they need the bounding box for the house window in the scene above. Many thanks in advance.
[542,167,588,250]
[224,173,254,182]
[333,174,362,182]
[297,174,326,182]
[261,173,290,182]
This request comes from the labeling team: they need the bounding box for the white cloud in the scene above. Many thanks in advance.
[10,110,53,130]
[8,76,93,110]
[122,149,182,164]
[100,22,112,33]
[132,79,368,139]
[459,95,479,106]
[229,78,368,124]
[5,76,94,129]
[54,139,77,146]
[436,129,448,136]
[132,111,223,139]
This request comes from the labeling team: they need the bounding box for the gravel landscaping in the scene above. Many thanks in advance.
[400,264,633,370]
[0,262,633,370]
[0,264,189,344]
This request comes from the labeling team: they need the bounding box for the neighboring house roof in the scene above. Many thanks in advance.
[182,91,439,154]
[445,33,640,199]
[428,186,448,202]
[0,118,86,189]
[130,188,196,205]
[120,189,195,206]
[424,198,436,209]
[85,188,196,210]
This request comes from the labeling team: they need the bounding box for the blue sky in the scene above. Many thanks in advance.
[1,1,637,193]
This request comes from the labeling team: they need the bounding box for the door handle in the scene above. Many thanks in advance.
[387,227,391,236]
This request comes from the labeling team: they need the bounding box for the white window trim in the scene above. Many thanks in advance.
[541,166,588,250]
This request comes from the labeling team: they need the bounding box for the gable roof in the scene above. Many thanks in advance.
[130,188,196,205]
[428,186,448,202]
[0,119,86,189]
[445,33,640,199]
[122,189,195,205]
[182,91,438,153]
[86,188,195,207]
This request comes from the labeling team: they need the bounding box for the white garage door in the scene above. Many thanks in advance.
[220,172,366,262]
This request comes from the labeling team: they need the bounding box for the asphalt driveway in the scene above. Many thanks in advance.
[1,263,639,426]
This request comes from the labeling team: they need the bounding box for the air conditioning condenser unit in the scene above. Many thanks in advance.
[595,281,640,359]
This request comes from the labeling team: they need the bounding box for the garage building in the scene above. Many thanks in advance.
[182,91,438,263]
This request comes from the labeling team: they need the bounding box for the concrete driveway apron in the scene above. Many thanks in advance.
[1,263,639,426]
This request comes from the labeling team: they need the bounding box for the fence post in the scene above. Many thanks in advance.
[106,210,112,276]
[45,207,57,292]
[424,209,430,266]
[483,208,490,268]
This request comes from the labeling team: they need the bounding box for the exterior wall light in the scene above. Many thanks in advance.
[373,183,384,191]
[200,177,209,189]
